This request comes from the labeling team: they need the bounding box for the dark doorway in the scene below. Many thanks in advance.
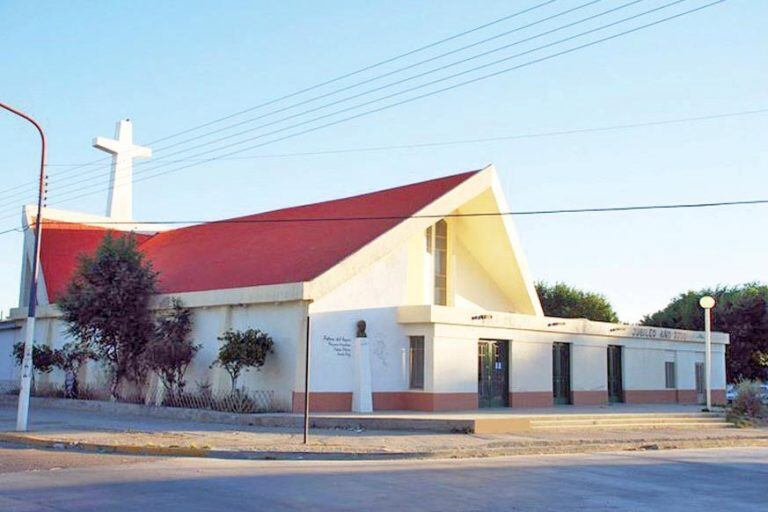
[478,340,509,408]
[695,362,706,404]
[607,345,624,403]
[552,342,571,405]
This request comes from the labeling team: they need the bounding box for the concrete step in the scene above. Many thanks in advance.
[530,417,727,428]
[532,421,732,430]
[518,412,724,421]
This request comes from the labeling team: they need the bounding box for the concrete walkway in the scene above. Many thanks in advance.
[2,402,767,460]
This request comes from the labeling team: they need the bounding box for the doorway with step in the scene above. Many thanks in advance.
[478,339,509,408]
[552,342,571,405]
[607,345,624,403]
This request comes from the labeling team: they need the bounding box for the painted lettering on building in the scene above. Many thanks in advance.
[323,335,352,357]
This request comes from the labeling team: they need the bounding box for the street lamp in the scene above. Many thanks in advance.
[699,295,715,411]
[0,101,47,432]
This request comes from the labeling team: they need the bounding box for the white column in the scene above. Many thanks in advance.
[352,337,373,413]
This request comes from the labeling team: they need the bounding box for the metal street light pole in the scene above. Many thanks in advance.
[0,101,47,432]
[699,296,715,412]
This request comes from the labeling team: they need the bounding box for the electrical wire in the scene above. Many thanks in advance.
[38,0,649,195]
[0,0,559,197]
[45,0,727,210]
[6,197,767,237]
[28,0,621,195]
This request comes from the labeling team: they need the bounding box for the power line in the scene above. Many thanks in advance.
[33,0,629,194]
[45,0,727,209]
[142,0,560,146]
[11,198,768,234]
[52,107,768,165]
[0,1,559,197]
[2,103,761,220]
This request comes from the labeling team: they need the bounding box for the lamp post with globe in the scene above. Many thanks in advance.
[699,295,716,411]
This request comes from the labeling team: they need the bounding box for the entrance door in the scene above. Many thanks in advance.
[607,345,624,403]
[695,362,706,404]
[478,340,509,408]
[552,342,571,405]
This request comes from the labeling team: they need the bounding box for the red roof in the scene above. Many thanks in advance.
[40,223,152,302]
[39,170,479,301]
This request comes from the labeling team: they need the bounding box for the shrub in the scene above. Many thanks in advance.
[212,329,274,393]
[730,380,766,419]
[54,341,98,398]
[12,342,57,374]
[143,298,199,398]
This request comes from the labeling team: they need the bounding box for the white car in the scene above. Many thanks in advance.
[727,383,768,404]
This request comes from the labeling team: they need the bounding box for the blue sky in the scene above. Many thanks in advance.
[0,0,765,321]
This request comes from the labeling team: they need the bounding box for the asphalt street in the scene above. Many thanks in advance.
[0,444,765,511]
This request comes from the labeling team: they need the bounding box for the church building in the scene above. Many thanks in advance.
[2,120,728,412]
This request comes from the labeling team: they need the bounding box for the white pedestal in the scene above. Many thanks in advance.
[352,336,373,413]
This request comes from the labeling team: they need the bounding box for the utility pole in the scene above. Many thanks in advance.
[699,295,715,412]
[303,314,311,444]
[0,101,47,432]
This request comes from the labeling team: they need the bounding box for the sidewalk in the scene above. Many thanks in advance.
[2,403,768,460]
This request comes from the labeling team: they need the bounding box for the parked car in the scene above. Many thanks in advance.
[727,382,768,404]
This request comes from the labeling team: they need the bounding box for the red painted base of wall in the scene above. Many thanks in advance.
[291,392,477,412]
[374,392,477,411]
[291,389,729,412]
[624,390,677,404]
[291,392,352,413]
[509,392,554,408]
[676,390,697,404]
[571,390,609,405]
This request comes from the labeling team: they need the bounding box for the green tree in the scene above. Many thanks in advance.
[143,298,199,398]
[535,282,619,323]
[212,328,274,393]
[641,283,768,382]
[58,233,158,399]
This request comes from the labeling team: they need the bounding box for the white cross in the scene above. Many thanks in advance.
[92,119,151,221]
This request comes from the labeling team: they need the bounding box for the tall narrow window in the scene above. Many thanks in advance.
[665,361,676,389]
[426,225,433,253]
[409,336,425,389]
[433,219,447,305]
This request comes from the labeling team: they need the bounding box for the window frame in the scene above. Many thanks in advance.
[664,361,676,389]
[433,220,448,306]
[408,336,425,390]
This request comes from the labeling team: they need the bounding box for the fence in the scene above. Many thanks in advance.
[20,382,278,414]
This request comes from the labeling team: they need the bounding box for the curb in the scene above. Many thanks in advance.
[0,432,210,458]
[2,432,767,461]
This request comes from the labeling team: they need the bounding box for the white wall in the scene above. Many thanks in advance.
[311,246,409,313]
[432,325,477,393]
[624,347,668,390]
[509,340,551,393]
[307,307,413,393]
[570,343,607,393]
[453,239,513,312]
[0,327,20,391]
[6,301,307,411]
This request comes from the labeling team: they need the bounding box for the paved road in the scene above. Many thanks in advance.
[0,444,765,511]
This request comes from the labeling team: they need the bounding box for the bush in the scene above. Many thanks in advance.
[730,380,766,419]
[12,342,57,374]
[212,329,274,393]
[143,298,199,398]
[54,341,98,398]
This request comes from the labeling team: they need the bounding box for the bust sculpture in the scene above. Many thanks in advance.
[356,320,367,338]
